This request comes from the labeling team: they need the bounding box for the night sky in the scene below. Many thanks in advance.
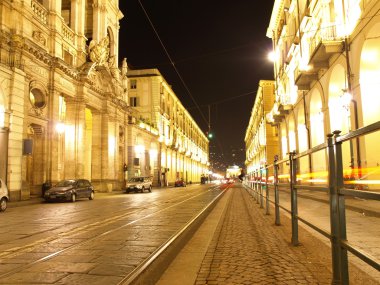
[118,1,275,172]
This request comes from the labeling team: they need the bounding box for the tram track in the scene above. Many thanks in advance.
[0,185,226,283]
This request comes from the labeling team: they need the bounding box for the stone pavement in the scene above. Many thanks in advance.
[194,185,332,285]
[158,184,378,285]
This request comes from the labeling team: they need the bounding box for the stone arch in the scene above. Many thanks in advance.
[328,64,350,134]
[359,22,380,177]
[288,113,296,153]
[309,90,324,147]
[280,121,288,159]
[360,22,380,126]
[328,64,352,172]
[296,104,310,175]
[309,90,326,173]
[107,27,115,59]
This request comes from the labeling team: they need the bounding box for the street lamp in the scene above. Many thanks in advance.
[55,122,65,134]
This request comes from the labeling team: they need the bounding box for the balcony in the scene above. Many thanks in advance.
[294,66,318,90]
[294,23,344,90]
[278,103,292,115]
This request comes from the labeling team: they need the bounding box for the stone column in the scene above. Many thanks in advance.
[7,67,26,201]
[91,110,102,186]
[99,112,118,192]
[46,90,61,183]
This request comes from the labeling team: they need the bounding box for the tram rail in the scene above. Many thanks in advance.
[0,185,229,284]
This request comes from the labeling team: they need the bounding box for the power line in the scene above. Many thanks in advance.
[187,90,257,110]
[138,0,209,129]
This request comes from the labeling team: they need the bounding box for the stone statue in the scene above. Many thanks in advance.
[88,36,110,66]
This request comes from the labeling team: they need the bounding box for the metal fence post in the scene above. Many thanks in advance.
[333,131,349,284]
[265,164,270,215]
[274,156,280,225]
[260,167,264,208]
[290,151,299,246]
[256,170,260,204]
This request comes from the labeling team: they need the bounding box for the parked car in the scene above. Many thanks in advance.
[125,177,152,193]
[174,178,186,187]
[44,179,94,202]
[0,179,9,212]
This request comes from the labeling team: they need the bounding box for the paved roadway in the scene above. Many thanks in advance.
[1,182,379,284]
[0,184,222,284]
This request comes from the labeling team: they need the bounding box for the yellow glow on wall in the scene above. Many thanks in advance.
[135,144,145,154]
[360,37,380,126]
[58,96,66,121]
[361,50,378,63]
[65,125,75,147]
[108,136,116,156]
[55,122,65,134]
[149,148,157,159]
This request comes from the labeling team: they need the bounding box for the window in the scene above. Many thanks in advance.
[130,97,138,107]
[130,80,137,89]
[29,88,46,109]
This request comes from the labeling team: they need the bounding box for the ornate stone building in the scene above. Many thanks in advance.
[244,81,278,178]
[127,69,210,186]
[0,0,141,200]
[266,0,380,184]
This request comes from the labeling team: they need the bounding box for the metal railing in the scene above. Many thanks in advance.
[244,121,380,284]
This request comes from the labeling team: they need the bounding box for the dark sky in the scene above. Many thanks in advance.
[118,1,274,171]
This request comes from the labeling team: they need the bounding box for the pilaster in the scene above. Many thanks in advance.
[64,96,86,178]
[48,90,63,183]
[8,68,26,200]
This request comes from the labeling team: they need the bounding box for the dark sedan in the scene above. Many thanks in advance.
[44,179,94,202]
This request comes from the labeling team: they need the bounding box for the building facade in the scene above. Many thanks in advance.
[127,69,210,186]
[0,0,158,200]
[266,0,380,184]
[244,81,278,178]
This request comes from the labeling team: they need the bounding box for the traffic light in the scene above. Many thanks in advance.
[208,132,213,139]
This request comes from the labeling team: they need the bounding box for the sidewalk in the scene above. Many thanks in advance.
[158,184,377,285]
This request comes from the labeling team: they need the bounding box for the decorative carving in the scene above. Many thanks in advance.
[121,58,128,77]
[10,34,24,48]
[88,37,109,66]
[32,31,46,46]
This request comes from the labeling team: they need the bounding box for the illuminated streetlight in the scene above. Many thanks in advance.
[267,51,276,62]
[55,122,65,134]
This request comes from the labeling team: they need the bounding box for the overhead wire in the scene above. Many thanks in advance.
[137,0,209,129]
